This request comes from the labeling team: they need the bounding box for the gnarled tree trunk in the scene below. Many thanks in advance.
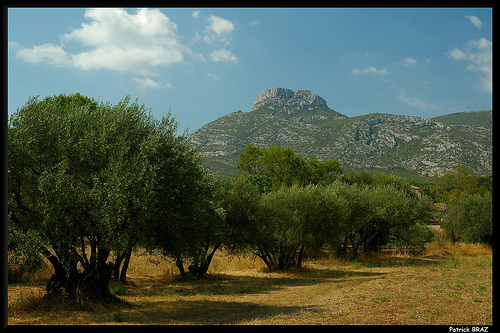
[42,247,119,307]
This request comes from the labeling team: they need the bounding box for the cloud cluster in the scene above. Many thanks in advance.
[449,37,492,94]
[209,48,237,62]
[15,9,188,78]
[351,66,388,76]
[192,12,238,64]
[11,8,238,89]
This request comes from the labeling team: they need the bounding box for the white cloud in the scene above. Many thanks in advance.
[469,37,491,50]
[133,77,162,88]
[249,20,261,26]
[398,92,439,109]
[206,15,234,36]
[403,57,417,67]
[465,15,482,28]
[12,8,239,90]
[206,73,220,80]
[8,41,21,49]
[13,8,190,78]
[196,15,235,45]
[133,77,173,90]
[450,48,467,60]
[16,43,73,67]
[352,66,388,76]
[449,37,492,94]
[209,48,237,62]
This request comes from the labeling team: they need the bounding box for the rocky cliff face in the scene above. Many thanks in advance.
[190,88,492,180]
[250,87,328,112]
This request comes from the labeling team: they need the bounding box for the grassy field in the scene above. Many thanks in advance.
[8,241,492,325]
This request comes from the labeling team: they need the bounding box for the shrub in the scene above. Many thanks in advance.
[443,192,492,244]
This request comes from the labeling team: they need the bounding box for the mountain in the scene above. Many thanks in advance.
[189,88,492,180]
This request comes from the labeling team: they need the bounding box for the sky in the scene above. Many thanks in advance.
[8,7,493,134]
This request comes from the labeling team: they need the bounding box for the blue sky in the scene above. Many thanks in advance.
[8,7,492,134]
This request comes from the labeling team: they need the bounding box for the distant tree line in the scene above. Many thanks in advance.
[7,93,492,307]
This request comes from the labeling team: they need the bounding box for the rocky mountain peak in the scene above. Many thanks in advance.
[250,87,328,112]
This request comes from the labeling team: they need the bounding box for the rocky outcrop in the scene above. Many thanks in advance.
[250,87,327,112]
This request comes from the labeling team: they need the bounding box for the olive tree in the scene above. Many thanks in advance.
[443,192,492,244]
[142,166,225,280]
[212,176,261,253]
[8,94,203,304]
[334,183,434,260]
[252,185,345,270]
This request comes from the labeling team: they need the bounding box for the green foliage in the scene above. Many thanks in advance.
[304,155,342,185]
[145,172,260,279]
[253,185,344,270]
[7,219,44,282]
[213,175,261,252]
[8,93,208,299]
[236,147,436,267]
[237,144,341,190]
[340,169,411,189]
[477,175,492,193]
[443,193,492,244]
[431,165,483,207]
[332,182,434,259]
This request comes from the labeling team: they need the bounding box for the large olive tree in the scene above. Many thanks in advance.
[8,94,203,305]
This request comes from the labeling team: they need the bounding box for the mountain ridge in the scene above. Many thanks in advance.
[189,88,492,180]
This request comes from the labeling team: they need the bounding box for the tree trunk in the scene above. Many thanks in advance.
[187,245,220,280]
[113,251,127,280]
[119,247,132,283]
[43,248,119,307]
[296,245,304,269]
[176,258,186,276]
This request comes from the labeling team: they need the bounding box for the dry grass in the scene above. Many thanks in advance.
[8,241,492,325]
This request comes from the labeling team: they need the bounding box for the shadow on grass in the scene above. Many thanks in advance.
[122,264,387,300]
[105,266,387,324]
[116,299,321,324]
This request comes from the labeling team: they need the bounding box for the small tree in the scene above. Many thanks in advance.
[252,185,344,270]
[443,192,492,244]
[213,176,261,253]
[334,182,434,260]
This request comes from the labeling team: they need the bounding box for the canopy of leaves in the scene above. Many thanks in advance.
[237,144,341,191]
[430,165,489,207]
[443,193,492,244]
[8,93,208,301]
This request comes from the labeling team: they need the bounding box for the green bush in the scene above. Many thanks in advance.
[7,220,43,282]
[443,192,492,244]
